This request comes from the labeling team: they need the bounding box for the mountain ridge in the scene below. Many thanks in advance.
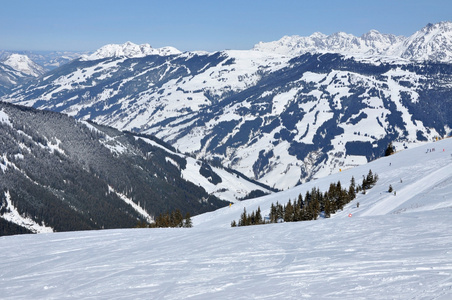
[81,41,181,61]
[253,21,452,62]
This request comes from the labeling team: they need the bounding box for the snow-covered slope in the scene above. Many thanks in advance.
[194,135,452,228]
[2,54,45,77]
[1,138,451,299]
[81,41,181,60]
[0,54,46,96]
[253,21,452,62]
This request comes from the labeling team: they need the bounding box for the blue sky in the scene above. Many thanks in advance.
[1,0,451,52]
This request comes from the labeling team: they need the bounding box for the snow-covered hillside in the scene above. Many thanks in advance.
[2,54,45,77]
[0,102,274,235]
[0,54,46,96]
[194,134,452,229]
[1,138,451,299]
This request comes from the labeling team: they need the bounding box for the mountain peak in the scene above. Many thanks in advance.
[81,41,181,61]
[421,21,452,32]
[2,54,45,77]
[401,21,452,61]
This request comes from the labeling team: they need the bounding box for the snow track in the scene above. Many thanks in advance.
[361,163,452,216]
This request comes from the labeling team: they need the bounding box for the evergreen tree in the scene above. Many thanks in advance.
[385,142,395,156]
[284,200,294,222]
[239,208,247,226]
[270,203,276,223]
[174,209,183,227]
[275,202,284,222]
[349,176,356,200]
[298,193,304,208]
[255,206,263,224]
[184,212,193,228]
[324,196,331,218]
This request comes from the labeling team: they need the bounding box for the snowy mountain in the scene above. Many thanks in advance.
[2,54,45,77]
[0,102,271,235]
[400,21,452,61]
[0,50,88,71]
[0,63,26,96]
[81,41,181,61]
[1,137,451,299]
[253,30,404,58]
[2,22,452,191]
[0,53,47,97]
[253,21,452,62]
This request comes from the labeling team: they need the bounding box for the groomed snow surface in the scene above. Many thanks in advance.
[1,138,452,299]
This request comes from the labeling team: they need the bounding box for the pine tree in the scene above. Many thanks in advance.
[255,206,263,224]
[250,211,256,225]
[349,176,356,200]
[270,203,276,223]
[174,209,183,227]
[284,200,294,222]
[275,202,284,222]
[239,208,247,226]
[184,212,193,228]
[385,142,395,156]
[324,196,331,218]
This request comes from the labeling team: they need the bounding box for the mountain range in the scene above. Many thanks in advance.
[253,21,452,62]
[1,21,451,234]
[2,21,451,191]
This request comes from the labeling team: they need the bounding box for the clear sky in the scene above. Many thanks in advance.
[1,0,451,52]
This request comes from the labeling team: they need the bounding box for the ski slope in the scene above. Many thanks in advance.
[194,137,452,229]
[1,138,452,299]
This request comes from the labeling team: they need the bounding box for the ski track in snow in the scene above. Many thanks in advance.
[361,163,452,216]
[1,212,452,299]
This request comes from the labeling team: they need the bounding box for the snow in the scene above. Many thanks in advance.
[0,109,13,127]
[1,191,53,234]
[271,88,297,115]
[81,42,181,61]
[107,186,153,223]
[136,136,271,202]
[180,157,269,201]
[1,138,452,299]
[253,21,452,63]
[2,54,45,77]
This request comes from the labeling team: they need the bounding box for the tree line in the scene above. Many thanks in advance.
[136,209,193,228]
[232,170,378,227]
